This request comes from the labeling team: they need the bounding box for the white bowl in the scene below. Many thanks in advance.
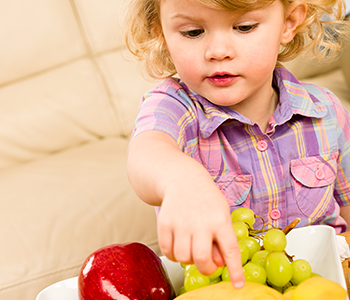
[35,225,347,300]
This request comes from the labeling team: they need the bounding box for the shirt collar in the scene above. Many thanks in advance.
[179,65,327,138]
[274,65,327,121]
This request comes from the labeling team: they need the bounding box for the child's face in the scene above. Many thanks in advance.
[160,0,292,112]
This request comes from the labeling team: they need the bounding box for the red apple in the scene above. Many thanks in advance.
[78,242,176,300]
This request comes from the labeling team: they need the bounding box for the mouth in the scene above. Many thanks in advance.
[207,72,238,86]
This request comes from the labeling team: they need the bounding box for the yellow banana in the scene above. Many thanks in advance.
[175,282,286,300]
[290,277,347,300]
[175,277,347,300]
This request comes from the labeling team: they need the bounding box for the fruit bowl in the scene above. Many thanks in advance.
[35,225,347,300]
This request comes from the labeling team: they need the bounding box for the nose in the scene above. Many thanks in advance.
[205,32,235,61]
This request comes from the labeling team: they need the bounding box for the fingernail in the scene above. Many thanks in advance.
[234,281,245,289]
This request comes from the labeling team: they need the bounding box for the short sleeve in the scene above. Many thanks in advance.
[131,78,199,152]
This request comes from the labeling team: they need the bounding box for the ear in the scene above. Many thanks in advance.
[281,1,308,44]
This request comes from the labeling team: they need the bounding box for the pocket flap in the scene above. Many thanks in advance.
[290,152,338,188]
[214,174,253,206]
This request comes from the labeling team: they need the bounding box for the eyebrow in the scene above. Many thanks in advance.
[169,9,259,23]
[170,13,204,22]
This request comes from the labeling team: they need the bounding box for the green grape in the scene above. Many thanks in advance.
[251,250,269,268]
[231,207,255,228]
[177,286,186,296]
[180,262,188,269]
[184,269,211,292]
[239,241,250,265]
[221,266,230,281]
[210,277,222,285]
[291,259,312,285]
[265,251,292,287]
[311,272,322,278]
[208,266,224,280]
[263,229,287,252]
[283,285,296,294]
[239,237,260,260]
[232,221,249,241]
[184,264,197,276]
[243,262,267,285]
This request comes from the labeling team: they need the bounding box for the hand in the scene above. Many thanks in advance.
[157,182,245,289]
[127,131,245,288]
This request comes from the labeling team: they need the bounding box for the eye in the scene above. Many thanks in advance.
[234,24,258,33]
[180,29,204,38]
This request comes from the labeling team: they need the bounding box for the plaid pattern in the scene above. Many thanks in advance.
[132,65,350,233]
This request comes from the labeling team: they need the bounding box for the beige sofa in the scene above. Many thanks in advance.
[0,1,349,300]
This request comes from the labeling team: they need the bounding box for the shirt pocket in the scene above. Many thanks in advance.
[212,173,253,207]
[290,152,338,218]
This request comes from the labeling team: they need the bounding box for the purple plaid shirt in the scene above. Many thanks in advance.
[132,65,350,233]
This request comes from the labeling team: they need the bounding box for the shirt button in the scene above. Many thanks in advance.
[257,140,268,151]
[315,169,325,180]
[270,208,281,220]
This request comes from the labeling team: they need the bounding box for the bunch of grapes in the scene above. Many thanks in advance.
[179,208,321,295]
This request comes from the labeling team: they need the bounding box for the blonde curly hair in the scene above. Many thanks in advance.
[123,0,350,79]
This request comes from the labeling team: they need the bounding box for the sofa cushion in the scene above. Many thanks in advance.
[0,137,160,300]
[0,53,158,171]
[73,0,124,53]
[0,0,86,86]
[0,59,119,170]
[0,0,158,171]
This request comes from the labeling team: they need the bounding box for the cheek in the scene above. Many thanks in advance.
[245,38,280,68]
[169,47,201,76]
[247,28,282,57]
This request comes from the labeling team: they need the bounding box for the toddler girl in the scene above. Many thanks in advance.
[124,0,350,288]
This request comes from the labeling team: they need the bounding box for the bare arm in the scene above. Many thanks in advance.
[340,205,350,231]
[127,130,245,288]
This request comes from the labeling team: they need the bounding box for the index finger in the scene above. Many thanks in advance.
[215,224,245,289]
